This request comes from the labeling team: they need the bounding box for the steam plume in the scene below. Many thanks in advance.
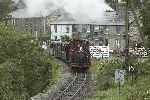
[11,0,112,21]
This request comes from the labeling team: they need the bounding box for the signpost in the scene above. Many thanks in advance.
[115,69,125,96]
[128,66,135,85]
[42,42,48,50]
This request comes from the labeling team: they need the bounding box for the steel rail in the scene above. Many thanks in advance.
[69,73,87,100]
[53,72,87,100]
[58,73,78,99]
[54,73,78,100]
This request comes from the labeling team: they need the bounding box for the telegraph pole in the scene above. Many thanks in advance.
[124,0,129,68]
[43,17,46,33]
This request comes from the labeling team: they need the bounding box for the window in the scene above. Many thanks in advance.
[40,29,43,33]
[116,25,121,34]
[82,25,87,33]
[90,25,94,33]
[105,39,108,46]
[12,19,16,25]
[25,29,28,32]
[25,24,28,27]
[54,25,57,33]
[66,26,70,33]
[29,23,32,27]
[31,29,33,33]
[55,36,57,40]
[34,26,37,31]
[115,39,120,48]
[72,25,77,32]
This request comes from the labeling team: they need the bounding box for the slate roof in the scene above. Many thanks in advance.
[47,8,76,24]
[49,8,125,25]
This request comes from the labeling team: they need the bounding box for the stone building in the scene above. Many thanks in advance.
[48,9,125,50]
[11,8,126,50]
[11,17,50,37]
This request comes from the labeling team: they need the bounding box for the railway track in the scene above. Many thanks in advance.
[50,72,88,100]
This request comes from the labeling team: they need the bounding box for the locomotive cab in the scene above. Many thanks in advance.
[51,37,91,72]
[67,39,91,71]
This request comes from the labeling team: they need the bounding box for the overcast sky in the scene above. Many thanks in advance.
[12,0,112,20]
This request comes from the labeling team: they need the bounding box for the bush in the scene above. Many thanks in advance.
[127,60,150,100]
[0,23,56,99]
[127,75,150,100]
[96,59,123,90]
[95,58,150,100]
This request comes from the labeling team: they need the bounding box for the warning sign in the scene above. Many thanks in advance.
[115,69,125,85]
[89,46,110,58]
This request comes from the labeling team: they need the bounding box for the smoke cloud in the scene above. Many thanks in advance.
[12,0,112,21]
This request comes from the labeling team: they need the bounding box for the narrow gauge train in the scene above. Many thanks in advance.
[51,39,91,72]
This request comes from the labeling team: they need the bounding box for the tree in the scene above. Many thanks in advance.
[0,0,11,21]
[105,0,150,54]
[128,0,150,52]
[141,1,150,49]
[0,23,52,100]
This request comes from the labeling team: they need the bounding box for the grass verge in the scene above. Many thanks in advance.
[89,58,150,100]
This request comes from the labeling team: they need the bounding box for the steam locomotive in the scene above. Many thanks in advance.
[51,39,91,72]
